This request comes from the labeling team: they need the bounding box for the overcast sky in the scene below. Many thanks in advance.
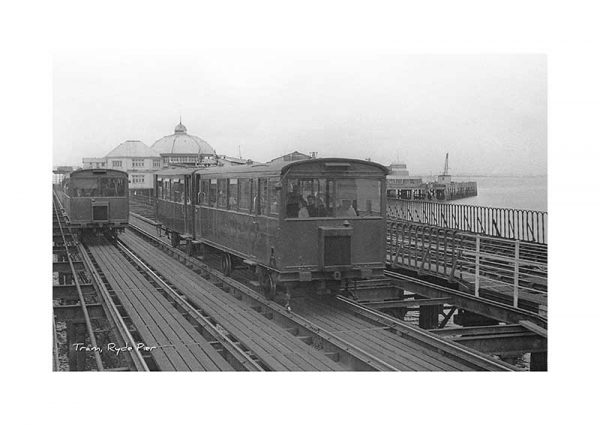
[53,51,546,175]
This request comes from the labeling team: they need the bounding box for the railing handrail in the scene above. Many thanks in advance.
[387,199,547,244]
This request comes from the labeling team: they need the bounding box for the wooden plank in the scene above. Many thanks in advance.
[90,244,188,371]
[90,243,231,371]
[126,236,319,371]
[120,235,309,370]
[97,245,231,371]
[121,232,344,371]
[98,243,230,370]
[314,297,478,371]
[294,297,468,371]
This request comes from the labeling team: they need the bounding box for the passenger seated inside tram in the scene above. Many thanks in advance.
[229,195,237,208]
[315,194,329,217]
[305,194,324,217]
[298,198,309,218]
[336,199,357,217]
[307,195,318,217]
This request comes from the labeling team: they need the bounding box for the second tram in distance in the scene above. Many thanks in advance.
[153,158,388,299]
[58,168,129,238]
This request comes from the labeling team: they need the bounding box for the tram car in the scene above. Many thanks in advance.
[153,158,388,298]
[60,168,129,237]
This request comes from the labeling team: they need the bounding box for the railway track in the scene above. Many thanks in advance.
[126,212,515,371]
[112,239,265,371]
[53,192,104,371]
[54,192,149,371]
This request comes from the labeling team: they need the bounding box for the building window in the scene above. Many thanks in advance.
[131,175,145,184]
[132,158,144,168]
[111,160,122,168]
[153,159,160,168]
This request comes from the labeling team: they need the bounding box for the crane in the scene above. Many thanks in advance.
[443,153,449,175]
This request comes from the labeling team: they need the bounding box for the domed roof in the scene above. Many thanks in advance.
[174,122,187,133]
[151,121,216,156]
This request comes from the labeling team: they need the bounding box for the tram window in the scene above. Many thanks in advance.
[268,178,280,217]
[334,179,381,217]
[257,179,268,215]
[71,178,98,197]
[217,179,228,208]
[228,178,239,210]
[157,178,163,199]
[172,180,184,204]
[238,179,252,212]
[209,179,217,207]
[163,179,171,200]
[286,178,331,218]
[199,179,209,205]
[99,177,126,197]
[285,178,381,218]
[185,178,192,204]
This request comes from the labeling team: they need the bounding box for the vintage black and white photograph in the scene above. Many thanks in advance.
[5,1,599,423]
[51,52,547,372]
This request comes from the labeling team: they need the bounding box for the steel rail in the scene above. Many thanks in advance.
[52,318,60,371]
[52,194,104,371]
[79,246,150,372]
[114,239,265,371]
[334,295,516,371]
[126,221,399,371]
[130,211,157,225]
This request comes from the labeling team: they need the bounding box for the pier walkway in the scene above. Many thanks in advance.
[386,200,547,316]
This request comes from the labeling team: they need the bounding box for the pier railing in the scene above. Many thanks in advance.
[387,220,547,312]
[387,200,547,244]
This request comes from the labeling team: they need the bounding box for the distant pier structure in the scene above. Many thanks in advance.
[387,153,478,201]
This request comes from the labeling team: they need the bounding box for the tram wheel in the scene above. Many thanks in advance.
[221,253,233,276]
[264,273,277,300]
[257,268,277,300]
[170,232,180,248]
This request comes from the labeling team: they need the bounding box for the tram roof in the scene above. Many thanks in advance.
[68,168,129,178]
[154,158,389,179]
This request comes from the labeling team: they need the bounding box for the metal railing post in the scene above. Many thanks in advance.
[513,240,520,308]
[475,234,480,297]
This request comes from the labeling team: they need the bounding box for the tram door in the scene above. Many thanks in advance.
[194,175,207,240]
[184,174,193,236]
[252,178,269,261]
